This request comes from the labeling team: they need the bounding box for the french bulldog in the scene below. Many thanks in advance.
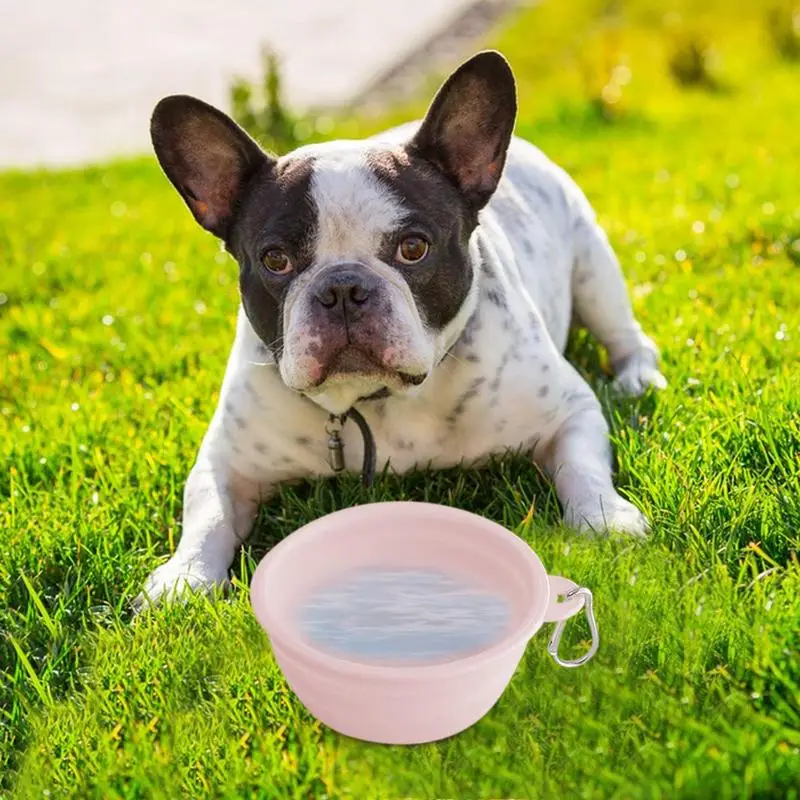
[136,50,666,608]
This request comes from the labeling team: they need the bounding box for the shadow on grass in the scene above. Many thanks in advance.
[239,453,559,577]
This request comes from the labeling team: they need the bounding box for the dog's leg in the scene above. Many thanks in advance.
[540,388,649,536]
[133,457,263,610]
[572,214,667,396]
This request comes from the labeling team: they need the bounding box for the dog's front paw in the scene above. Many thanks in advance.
[133,556,230,613]
[565,495,650,538]
[612,348,667,397]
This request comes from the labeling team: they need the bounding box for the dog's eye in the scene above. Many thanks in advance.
[396,235,430,265]
[261,248,293,275]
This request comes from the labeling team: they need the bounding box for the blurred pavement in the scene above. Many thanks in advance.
[0,0,483,169]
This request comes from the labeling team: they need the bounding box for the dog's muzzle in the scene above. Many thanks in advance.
[280,261,431,399]
[302,263,396,383]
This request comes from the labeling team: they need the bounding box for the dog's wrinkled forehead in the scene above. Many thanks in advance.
[233,140,429,266]
[293,140,407,262]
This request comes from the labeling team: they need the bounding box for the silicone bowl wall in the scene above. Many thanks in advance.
[250,502,553,744]
[272,639,527,744]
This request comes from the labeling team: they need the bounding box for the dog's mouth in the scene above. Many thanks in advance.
[329,346,383,376]
[311,345,427,392]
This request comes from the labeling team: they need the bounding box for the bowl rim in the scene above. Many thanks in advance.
[250,501,550,681]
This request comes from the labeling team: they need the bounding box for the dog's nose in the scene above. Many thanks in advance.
[313,268,376,312]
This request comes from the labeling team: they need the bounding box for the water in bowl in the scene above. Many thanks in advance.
[298,567,511,663]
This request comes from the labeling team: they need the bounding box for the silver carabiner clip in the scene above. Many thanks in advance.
[547,586,599,668]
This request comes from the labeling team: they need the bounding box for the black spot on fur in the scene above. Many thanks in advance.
[531,185,552,207]
[234,416,247,429]
[485,288,508,310]
[447,377,486,425]
[538,385,549,398]
[490,349,513,393]
[459,309,481,347]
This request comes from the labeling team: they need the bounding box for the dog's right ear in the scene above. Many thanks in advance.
[150,95,271,239]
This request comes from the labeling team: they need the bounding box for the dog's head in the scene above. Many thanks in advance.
[151,51,517,414]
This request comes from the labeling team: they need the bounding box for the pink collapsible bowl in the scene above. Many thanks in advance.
[250,501,598,745]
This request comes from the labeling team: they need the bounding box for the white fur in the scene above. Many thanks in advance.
[308,142,404,262]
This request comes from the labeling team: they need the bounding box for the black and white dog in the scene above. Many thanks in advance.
[137,51,666,607]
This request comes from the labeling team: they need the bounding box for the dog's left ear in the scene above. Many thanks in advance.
[408,50,517,211]
[150,95,271,239]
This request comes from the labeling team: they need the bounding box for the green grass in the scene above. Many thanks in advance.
[2,1,800,797]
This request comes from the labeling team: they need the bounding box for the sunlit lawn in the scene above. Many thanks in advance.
[2,1,799,797]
